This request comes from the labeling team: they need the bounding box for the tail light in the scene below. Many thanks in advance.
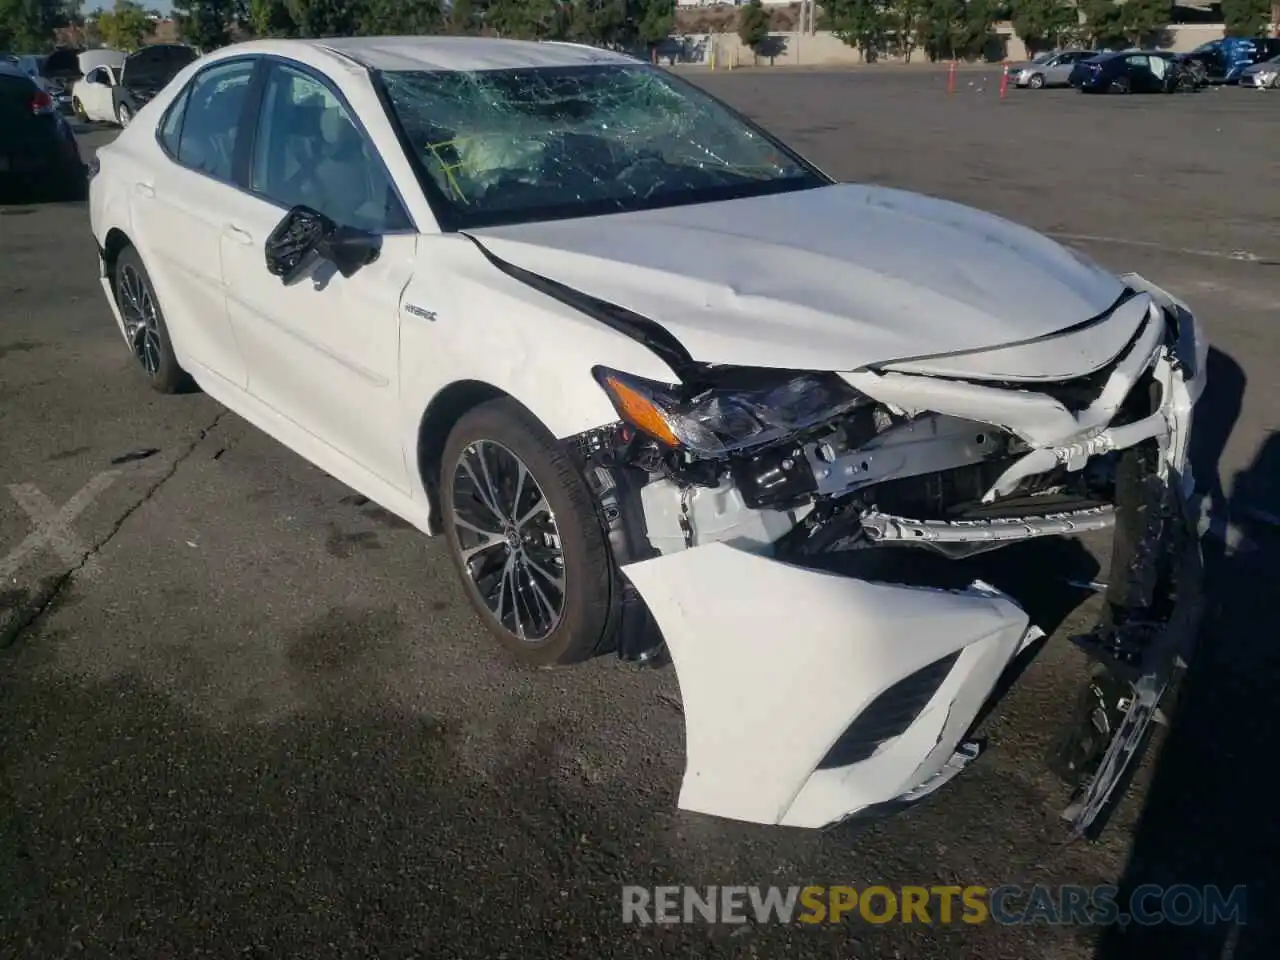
[31,89,55,115]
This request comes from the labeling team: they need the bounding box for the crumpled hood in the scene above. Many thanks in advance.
[467,182,1128,373]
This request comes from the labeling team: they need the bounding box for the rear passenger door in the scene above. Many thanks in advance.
[132,56,258,390]
[217,58,419,491]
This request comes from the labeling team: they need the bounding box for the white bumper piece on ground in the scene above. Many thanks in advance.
[622,544,1039,828]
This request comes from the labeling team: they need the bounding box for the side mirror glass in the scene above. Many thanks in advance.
[264,205,380,285]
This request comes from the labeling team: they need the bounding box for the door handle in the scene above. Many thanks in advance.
[134,182,154,198]
[223,224,253,245]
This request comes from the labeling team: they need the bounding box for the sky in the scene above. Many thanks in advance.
[85,0,174,13]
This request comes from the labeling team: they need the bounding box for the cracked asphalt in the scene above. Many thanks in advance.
[2,71,1278,959]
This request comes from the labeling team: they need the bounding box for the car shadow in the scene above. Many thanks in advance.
[1094,348,1280,956]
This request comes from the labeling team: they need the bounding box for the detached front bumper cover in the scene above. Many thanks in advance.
[591,274,1206,835]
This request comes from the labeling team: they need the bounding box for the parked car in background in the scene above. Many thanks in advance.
[1182,36,1280,84]
[111,44,199,126]
[1013,50,1099,88]
[1238,53,1280,89]
[90,36,1207,840]
[0,60,86,201]
[1069,51,1197,94]
[38,47,86,112]
[71,51,128,123]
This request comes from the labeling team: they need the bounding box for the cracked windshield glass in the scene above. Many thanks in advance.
[379,64,822,228]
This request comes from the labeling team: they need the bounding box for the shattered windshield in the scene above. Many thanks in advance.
[378,64,825,230]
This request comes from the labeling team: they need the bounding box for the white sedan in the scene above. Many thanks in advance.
[88,36,1207,836]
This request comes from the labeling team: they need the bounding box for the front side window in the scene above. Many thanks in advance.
[380,64,825,230]
[174,59,255,182]
[249,63,410,233]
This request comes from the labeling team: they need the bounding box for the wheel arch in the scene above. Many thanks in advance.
[102,227,134,297]
[416,379,515,534]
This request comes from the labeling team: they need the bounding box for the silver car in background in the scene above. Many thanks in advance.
[1239,53,1280,89]
[1014,50,1100,88]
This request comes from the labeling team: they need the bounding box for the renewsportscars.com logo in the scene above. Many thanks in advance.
[621,884,1249,927]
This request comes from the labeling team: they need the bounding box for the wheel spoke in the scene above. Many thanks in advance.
[474,442,509,519]
[510,459,528,522]
[520,557,559,625]
[450,438,566,644]
[459,447,505,523]
[515,496,550,530]
[500,554,525,640]
[523,553,565,594]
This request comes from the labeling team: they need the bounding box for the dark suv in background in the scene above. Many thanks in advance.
[111,44,198,127]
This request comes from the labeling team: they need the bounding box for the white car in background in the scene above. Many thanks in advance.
[70,49,127,123]
[87,37,1207,837]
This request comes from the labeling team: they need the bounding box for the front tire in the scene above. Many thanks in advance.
[440,398,615,667]
[114,247,192,393]
[1028,73,1045,89]
[72,97,87,122]
[1109,77,1131,94]
[115,102,132,127]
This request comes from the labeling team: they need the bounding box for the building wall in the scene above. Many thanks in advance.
[662,24,1262,67]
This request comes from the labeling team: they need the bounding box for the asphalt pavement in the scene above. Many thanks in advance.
[2,72,1277,959]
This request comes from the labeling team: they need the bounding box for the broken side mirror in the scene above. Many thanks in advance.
[264,205,381,285]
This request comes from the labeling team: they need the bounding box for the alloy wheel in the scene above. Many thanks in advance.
[117,104,131,126]
[451,439,566,643]
[117,263,162,375]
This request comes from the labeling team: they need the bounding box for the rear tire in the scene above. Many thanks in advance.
[113,246,193,394]
[440,398,615,667]
[115,102,132,127]
[72,97,87,122]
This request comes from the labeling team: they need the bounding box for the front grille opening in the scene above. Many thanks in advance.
[866,458,1110,522]
[816,652,961,770]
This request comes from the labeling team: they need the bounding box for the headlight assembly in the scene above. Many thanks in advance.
[593,366,871,457]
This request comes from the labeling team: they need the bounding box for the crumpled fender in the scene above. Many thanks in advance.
[621,542,1034,827]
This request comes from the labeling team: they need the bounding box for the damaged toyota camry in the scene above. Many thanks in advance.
[88,37,1207,839]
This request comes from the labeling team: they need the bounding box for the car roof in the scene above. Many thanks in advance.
[207,35,638,73]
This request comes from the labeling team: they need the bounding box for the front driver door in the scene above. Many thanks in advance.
[217,59,416,492]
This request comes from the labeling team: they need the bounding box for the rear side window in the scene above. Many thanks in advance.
[158,85,191,156]
[171,59,255,182]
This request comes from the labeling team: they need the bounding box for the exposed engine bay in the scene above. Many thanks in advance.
[565,274,1207,837]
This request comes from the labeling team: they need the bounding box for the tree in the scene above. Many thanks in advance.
[1221,0,1271,37]
[738,0,769,64]
[248,0,295,35]
[97,0,151,50]
[828,0,892,62]
[636,0,673,57]
[1010,0,1075,54]
[0,0,76,52]
[1117,0,1171,45]
[358,0,443,35]
[1081,0,1170,48]
[174,0,243,50]
[448,0,474,32]
[284,0,359,36]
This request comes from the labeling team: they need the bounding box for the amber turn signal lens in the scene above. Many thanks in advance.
[602,375,681,447]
